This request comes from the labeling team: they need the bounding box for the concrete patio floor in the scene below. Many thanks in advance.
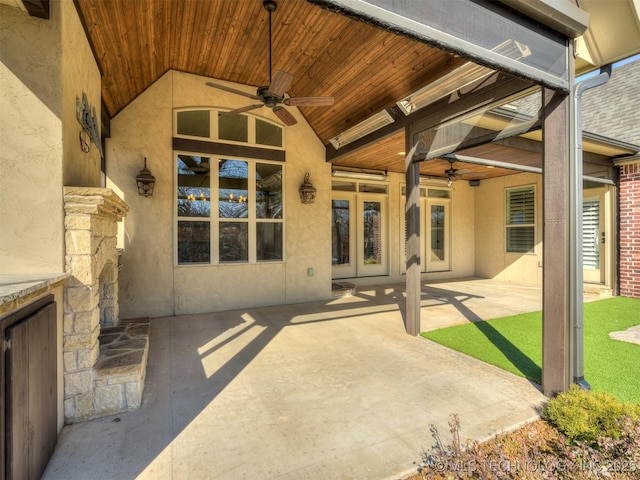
[43,279,552,479]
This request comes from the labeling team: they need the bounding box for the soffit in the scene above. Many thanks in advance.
[75,0,459,146]
[575,0,640,72]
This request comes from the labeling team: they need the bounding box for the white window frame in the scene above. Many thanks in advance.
[173,108,285,150]
[505,185,536,254]
[331,180,389,279]
[400,185,452,273]
[173,109,285,266]
[175,153,285,266]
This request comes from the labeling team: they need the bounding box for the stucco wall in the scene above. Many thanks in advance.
[474,173,543,286]
[0,0,99,275]
[61,0,102,187]
[107,71,331,318]
[448,179,476,280]
[0,2,64,274]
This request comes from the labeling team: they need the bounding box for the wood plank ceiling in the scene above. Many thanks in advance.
[75,0,541,181]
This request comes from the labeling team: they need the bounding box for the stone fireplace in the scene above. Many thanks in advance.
[63,187,148,423]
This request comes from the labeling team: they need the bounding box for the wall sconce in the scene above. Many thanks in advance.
[136,157,156,197]
[299,172,316,204]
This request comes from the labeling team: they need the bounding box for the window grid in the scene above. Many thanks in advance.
[176,152,284,266]
[505,185,535,253]
[174,108,284,149]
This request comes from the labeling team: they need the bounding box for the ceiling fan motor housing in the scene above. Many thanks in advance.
[257,86,284,109]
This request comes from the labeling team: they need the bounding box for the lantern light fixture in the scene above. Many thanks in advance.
[299,172,316,204]
[136,157,156,197]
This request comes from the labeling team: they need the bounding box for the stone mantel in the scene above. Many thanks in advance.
[63,187,129,220]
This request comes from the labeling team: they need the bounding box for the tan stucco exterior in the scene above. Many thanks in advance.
[106,76,489,320]
[96,62,620,318]
[1,0,102,439]
[107,71,332,318]
[475,173,543,286]
[1,0,101,275]
[1,3,64,274]
[61,0,102,187]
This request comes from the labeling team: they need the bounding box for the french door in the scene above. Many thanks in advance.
[402,191,451,273]
[332,193,388,278]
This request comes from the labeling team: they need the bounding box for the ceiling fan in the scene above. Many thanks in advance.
[205,0,334,126]
[443,159,485,186]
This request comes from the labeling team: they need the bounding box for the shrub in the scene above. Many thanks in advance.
[542,385,640,445]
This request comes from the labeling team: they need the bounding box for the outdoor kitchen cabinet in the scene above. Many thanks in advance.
[1,294,57,480]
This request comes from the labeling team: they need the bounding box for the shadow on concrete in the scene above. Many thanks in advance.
[43,280,544,480]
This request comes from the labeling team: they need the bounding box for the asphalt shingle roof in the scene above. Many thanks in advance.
[582,59,640,147]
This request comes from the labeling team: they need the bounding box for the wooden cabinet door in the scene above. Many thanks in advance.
[5,301,57,480]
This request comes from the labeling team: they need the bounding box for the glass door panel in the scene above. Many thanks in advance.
[363,201,382,264]
[430,205,445,261]
[332,196,356,278]
[358,197,388,276]
[426,200,450,272]
[583,192,605,284]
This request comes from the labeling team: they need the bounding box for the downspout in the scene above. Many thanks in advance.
[570,63,612,388]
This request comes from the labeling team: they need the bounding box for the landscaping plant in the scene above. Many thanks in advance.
[412,387,639,480]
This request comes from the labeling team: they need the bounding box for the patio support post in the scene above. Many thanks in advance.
[405,125,421,335]
[541,81,572,397]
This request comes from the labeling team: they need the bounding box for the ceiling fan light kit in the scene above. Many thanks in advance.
[205,0,333,126]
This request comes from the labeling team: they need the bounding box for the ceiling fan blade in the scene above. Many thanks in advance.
[454,168,471,176]
[181,155,198,168]
[269,70,293,97]
[206,82,259,100]
[285,96,334,107]
[225,104,263,115]
[273,107,297,126]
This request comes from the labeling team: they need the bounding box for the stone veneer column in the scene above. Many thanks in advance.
[619,161,640,298]
[63,187,129,422]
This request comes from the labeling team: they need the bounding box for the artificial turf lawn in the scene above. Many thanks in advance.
[421,296,640,403]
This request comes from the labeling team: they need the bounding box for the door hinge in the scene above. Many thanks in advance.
[3,337,10,352]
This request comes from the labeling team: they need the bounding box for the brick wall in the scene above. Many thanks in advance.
[619,161,640,298]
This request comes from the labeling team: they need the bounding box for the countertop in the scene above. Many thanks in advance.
[0,273,70,307]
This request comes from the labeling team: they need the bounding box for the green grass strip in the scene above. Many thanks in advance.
[421,297,640,403]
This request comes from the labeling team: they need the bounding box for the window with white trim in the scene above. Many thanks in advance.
[174,108,283,148]
[177,155,283,264]
[505,185,535,253]
[174,109,285,265]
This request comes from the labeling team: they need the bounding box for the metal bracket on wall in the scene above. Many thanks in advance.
[76,92,104,159]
